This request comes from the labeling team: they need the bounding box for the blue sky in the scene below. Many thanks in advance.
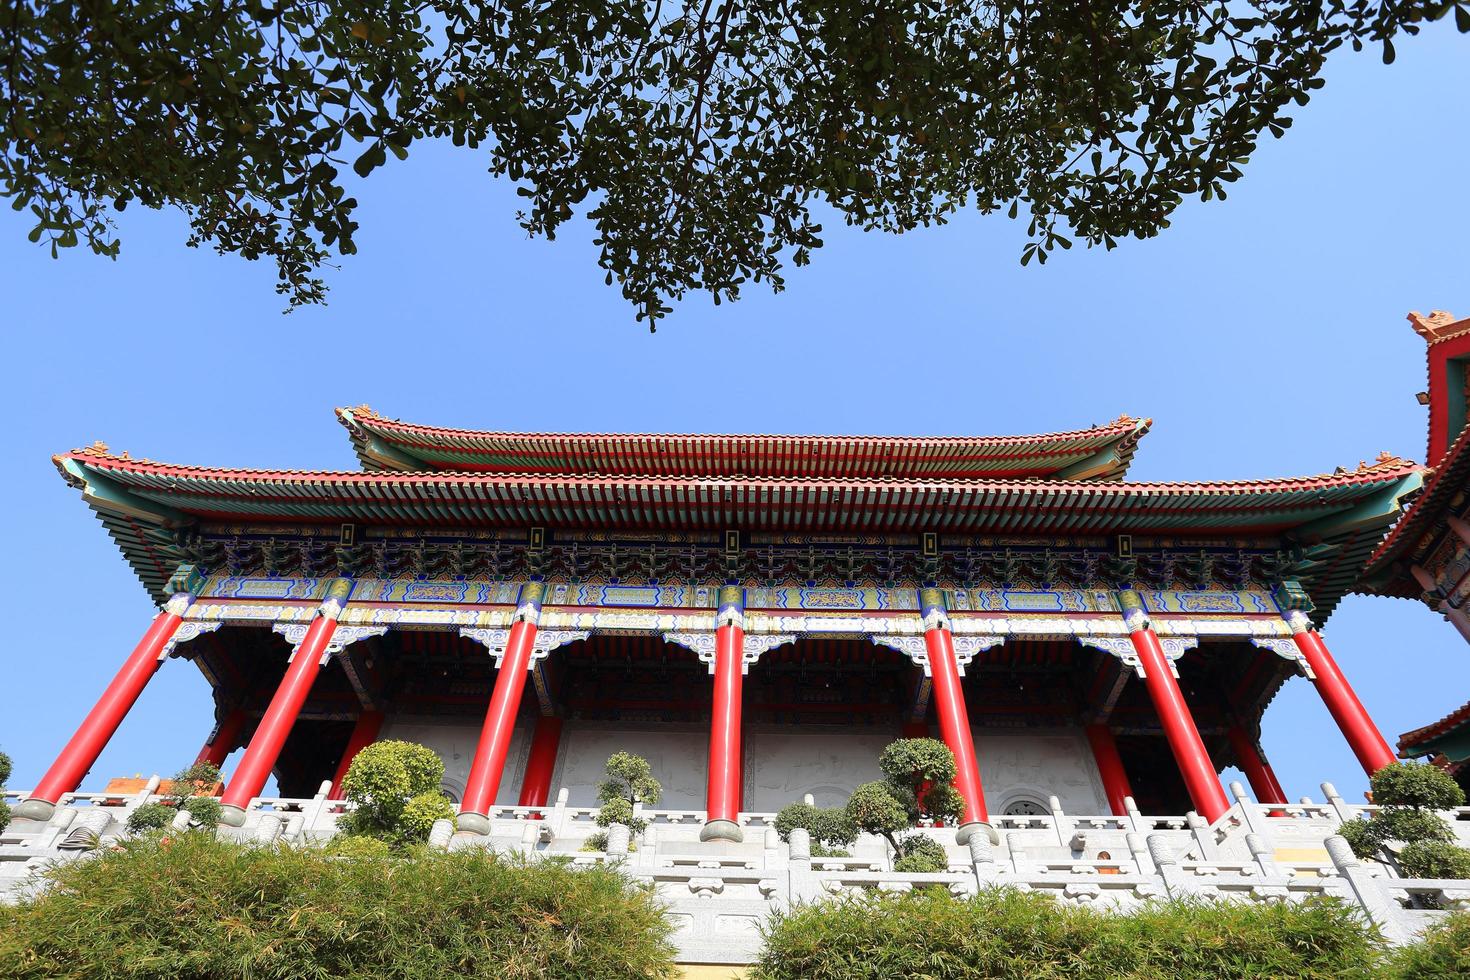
[2,23,1466,807]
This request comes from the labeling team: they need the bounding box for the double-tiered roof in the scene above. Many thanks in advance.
[56,409,1423,613]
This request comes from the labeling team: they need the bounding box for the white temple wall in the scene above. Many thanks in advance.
[378,715,532,806]
[374,715,1109,814]
[975,730,1109,815]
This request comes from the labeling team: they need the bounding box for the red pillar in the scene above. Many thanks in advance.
[195,707,248,768]
[919,589,992,843]
[1226,724,1287,805]
[219,580,353,826]
[14,594,196,821]
[1118,591,1230,823]
[517,716,563,808]
[329,709,384,798]
[1085,724,1134,816]
[1282,609,1396,775]
[703,586,747,842]
[459,583,545,834]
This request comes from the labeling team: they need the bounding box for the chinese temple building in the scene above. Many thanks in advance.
[1361,310,1470,792]
[13,404,1427,845]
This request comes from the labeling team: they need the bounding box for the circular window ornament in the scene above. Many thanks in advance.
[1002,798,1047,816]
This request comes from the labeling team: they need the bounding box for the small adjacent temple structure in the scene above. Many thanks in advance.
[16,408,1424,838]
[1361,310,1470,792]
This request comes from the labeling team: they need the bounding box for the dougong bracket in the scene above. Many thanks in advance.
[872,634,1005,677]
[1079,636,1198,679]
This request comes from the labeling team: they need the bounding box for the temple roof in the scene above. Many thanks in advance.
[335,407,1151,481]
[1359,422,1470,598]
[55,442,1423,615]
[1398,696,1470,764]
[1356,310,1470,599]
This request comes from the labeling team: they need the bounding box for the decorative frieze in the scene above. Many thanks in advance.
[458,626,590,669]
[871,634,1006,676]
[159,620,221,661]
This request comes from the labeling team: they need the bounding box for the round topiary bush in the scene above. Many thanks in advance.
[1398,840,1470,880]
[338,740,454,848]
[125,802,174,833]
[0,833,676,979]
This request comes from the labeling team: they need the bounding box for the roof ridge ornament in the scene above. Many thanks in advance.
[1407,309,1465,343]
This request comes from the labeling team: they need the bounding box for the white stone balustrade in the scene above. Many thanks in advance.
[5,782,1470,965]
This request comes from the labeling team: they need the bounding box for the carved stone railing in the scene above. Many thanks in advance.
[6,781,1470,964]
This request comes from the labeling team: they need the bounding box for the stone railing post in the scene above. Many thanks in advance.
[1322,782,1358,826]
[428,818,455,850]
[1147,835,1189,898]
[970,830,1000,884]
[1325,835,1412,944]
[606,822,631,861]
[254,813,283,844]
[1246,833,1280,877]
[1127,831,1154,874]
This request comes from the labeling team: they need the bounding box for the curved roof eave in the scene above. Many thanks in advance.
[334,406,1152,482]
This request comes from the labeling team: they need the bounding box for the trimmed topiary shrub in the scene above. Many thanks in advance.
[754,887,1384,979]
[124,802,173,833]
[774,802,857,857]
[890,834,947,873]
[1386,910,1470,979]
[338,740,454,849]
[596,752,661,836]
[843,738,965,870]
[1340,762,1469,880]
[0,833,676,979]
[1398,840,1470,880]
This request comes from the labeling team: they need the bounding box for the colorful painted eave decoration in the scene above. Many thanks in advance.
[55,446,1422,536]
[335,406,1151,482]
[52,440,1422,620]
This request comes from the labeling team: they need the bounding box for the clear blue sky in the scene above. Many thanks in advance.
[2,24,1466,807]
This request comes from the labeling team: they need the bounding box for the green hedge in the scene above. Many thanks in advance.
[754,888,1384,979]
[1386,910,1470,979]
[0,834,675,979]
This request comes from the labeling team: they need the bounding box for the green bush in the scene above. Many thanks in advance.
[1398,840,1470,880]
[774,802,857,855]
[338,740,454,848]
[181,796,222,828]
[596,752,661,835]
[1386,910,1470,979]
[324,834,392,859]
[0,749,11,833]
[1347,763,1470,879]
[0,833,676,979]
[754,887,1383,980]
[890,835,947,873]
[124,802,174,833]
[1371,762,1467,810]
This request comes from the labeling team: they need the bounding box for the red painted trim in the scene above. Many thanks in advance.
[925,626,989,824]
[195,707,247,768]
[1292,630,1396,774]
[1085,724,1134,816]
[460,619,537,817]
[1130,628,1230,822]
[329,710,384,797]
[706,624,744,825]
[30,610,179,804]
[222,615,337,811]
[517,716,563,808]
